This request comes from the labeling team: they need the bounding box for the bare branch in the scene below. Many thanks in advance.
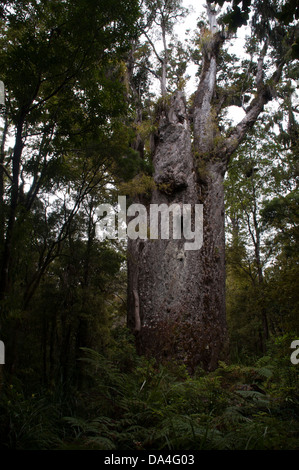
[223,59,285,162]
[143,30,163,64]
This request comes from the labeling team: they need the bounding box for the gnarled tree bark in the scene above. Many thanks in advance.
[127,2,285,372]
[128,88,227,372]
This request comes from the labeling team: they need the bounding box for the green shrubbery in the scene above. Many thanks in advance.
[1,329,298,450]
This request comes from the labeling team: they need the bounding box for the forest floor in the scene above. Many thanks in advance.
[0,330,298,450]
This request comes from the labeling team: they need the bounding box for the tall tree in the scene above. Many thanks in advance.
[0,0,139,311]
[142,0,189,96]
[127,0,298,371]
[225,109,299,358]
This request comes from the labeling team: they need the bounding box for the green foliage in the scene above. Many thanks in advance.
[225,110,299,359]
[0,383,62,449]
[261,190,299,254]
[0,0,140,311]
[2,333,299,450]
[0,0,298,453]
[215,0,298,45]
[118,173,156,198]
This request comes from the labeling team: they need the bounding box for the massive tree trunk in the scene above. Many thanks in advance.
[127,2,284,372]
[127,88,227,372]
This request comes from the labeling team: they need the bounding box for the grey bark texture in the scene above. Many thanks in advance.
[127,2,284,371]
[127,91,228,372]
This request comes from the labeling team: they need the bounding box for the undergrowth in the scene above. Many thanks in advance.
[0,331,298,450]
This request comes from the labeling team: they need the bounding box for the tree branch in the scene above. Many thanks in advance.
[142,30,163,65]
[223,59,285,162]
[0,162,12,182]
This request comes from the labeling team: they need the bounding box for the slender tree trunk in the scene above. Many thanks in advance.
[0,115,8,249]
[0,116,24,300]
[251,199,269,349]
[161,23,168,97]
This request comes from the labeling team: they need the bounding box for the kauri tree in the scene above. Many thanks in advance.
[127,0,298,371]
